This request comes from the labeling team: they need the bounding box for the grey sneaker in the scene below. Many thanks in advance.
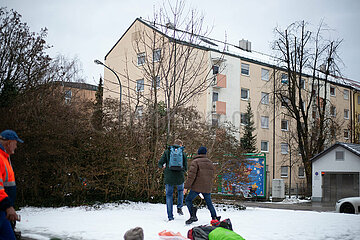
[177,208,183,215]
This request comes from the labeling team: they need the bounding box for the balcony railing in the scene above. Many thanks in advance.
[213,74,226,88]
[212,101,226,115]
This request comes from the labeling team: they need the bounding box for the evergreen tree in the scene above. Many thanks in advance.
[92,76,103,130]
[0,8,51,107]
[240,102,257,153]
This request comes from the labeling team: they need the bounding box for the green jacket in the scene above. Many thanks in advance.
[158,145,187,185]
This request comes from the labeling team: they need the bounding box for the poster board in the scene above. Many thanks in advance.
[218,153,266,199]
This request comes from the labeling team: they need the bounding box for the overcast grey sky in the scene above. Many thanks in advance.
[2,0,360,85]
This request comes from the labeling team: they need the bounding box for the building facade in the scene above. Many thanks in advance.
[58,81,97,104]
[102,18,358,197]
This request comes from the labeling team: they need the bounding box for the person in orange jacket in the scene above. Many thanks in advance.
[0,130,22,240]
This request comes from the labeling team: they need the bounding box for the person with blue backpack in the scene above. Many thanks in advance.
[158,139,187,221]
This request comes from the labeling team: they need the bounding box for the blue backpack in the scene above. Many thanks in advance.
[169,146,184,171]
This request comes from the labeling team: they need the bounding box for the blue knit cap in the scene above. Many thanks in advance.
[198,146,207,155]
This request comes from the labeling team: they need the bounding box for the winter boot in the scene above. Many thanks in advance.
[192,207,198,221]
[14,231,21,240]
[185,207,198,225]
[177,207,183,215]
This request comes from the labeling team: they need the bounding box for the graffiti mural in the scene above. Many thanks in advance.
[219,153,266,199]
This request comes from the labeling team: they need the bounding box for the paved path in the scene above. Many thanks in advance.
[217,198,335,212]
[241,201,335,212]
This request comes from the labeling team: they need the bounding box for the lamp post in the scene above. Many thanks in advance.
[94,59,122,121]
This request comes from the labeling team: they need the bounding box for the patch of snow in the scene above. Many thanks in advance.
[16,201,360,240]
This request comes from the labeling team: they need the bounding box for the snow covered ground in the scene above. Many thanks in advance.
[17,201,360,240]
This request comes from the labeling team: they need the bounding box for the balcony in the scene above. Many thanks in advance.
[213,74,226,88]
[212,101,226,115]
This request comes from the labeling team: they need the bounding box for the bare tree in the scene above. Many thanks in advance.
[101,0,227,198]
[129,0,223,141]
[272,21,343,191]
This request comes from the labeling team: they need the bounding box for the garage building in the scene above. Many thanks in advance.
[311,142,360,202]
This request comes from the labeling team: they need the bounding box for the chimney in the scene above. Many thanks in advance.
[239,39,252,52]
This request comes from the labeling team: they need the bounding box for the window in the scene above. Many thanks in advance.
[335,151,344,161]
[212,118,219,127]
[300,101,305,111]
[281,74,288,84]
[297,147,302,155]
[344,89,349,100]
[281,120,288,131]
[65,90,72,104]
[281,166,288,177]
[298,167,305,178]
[240,113,248,125]
[137,53,145,65]
[330,106,336,117]
[212,92,219,102]
[261,141,269,152]
[312,89,317,97]
[358,95,360,105]
[135,105,143,118]
[261,116,269,129]
[136,79,144,92]
[358,114,360,123]
[153,49,161,62]
[261,68,269,81]
[344,109,349,119]
[241,88,249,100]
[312,107,318,119]
[241,63,250,76]
[300,78,305,89]
[152,76,160,89]
[261,92,269,105]
[281,143,288,154]
[344,130,349,140]
[281,96,289,107]
[213,65,219,74]
[330,86,335,96]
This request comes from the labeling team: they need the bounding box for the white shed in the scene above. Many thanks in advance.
[311,142,360,202]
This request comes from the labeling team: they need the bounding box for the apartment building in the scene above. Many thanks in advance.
[58,81,98,104]
[102,18,357,197]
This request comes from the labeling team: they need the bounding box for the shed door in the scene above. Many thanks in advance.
[322,172,359,202]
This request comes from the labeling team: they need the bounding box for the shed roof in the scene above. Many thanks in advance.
[310,142,360,162]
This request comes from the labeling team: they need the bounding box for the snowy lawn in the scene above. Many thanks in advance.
[17,201,360,240]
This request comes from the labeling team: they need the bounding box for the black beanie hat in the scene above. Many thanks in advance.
[198,146,207,155]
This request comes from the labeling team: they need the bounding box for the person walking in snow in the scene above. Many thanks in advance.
[0,130,22,239]
[183,146,220,225]
[158,139,188,221]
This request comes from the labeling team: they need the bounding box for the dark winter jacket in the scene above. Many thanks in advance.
[184,154,214,193]
[158,145,187,185]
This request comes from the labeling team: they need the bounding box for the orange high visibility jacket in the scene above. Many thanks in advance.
[0,148,15,209]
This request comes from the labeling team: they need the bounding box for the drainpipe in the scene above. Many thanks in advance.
[351,90,354,142]
[273,67,276,180]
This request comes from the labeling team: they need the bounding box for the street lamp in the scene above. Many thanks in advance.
[94,59,122,121]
